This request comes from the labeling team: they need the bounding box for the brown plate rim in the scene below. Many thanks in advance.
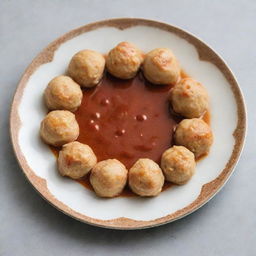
[10,18,247,230]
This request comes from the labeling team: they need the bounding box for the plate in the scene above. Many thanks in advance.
[10,18,246,229]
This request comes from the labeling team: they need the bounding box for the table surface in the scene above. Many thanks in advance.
[1,0,255,255]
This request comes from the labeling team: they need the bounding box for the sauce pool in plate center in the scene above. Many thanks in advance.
[74,72,180,169]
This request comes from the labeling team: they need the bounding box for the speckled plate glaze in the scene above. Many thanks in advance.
[10,18,246,229]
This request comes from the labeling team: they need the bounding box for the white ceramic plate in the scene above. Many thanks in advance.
[10,18,246,229]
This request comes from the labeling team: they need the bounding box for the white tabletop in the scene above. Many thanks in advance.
[1,0,255,255]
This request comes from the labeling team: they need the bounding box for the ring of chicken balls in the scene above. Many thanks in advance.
[161,146,196,185]
[90,159,128,198]
[58,141,97,179]
[68,50,105,87]
[174,118,213,158]
[40,110,79,147]
[170,78,209,118]
[106,42,144,79]
[44,75,83,112]
[39,42,214,199]
[143,48,180,85]
[129,158,164,197]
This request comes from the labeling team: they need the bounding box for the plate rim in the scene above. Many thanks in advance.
[9,18,247,230]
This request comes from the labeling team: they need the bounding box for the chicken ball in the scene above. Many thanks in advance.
[44,75,83,112]
[106,42,144,79]
[170,78,209,118]
[174,118,213,158]
[143,48,180,85]
[68,50,105,87]
[40,110,79,146]
[129,158,164,197]
[58,141,97,179]
[161,146,196,184]
[90,159,128,198]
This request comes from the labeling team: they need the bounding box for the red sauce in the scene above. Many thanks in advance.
[49,70,210,197]
[50,146,61,158]
[74,72,181,169]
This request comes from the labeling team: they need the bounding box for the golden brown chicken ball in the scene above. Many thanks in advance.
[170,78,209,118]
[106,42,144,79]
[58,141,97,179]
[44,76,83,112]
[174,119,213,158]
[40,110,79,147]
[68,50,105,87]
[128,158,164,197]
[90,159,128,198]
[161,146,196,184]
[143,48,180,85]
